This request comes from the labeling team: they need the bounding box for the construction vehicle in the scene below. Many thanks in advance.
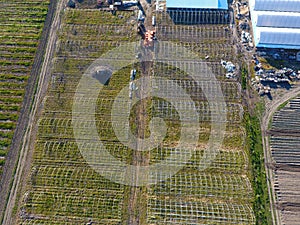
[143,30,156,48]
[137,23,156,48]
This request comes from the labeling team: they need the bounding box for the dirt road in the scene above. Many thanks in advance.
[125,1,155,224]
[125,59,153,225]
[1,0,65,224]
[261,86,300,225]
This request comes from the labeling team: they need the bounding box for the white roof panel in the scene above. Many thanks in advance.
[166,0,228,9]
[250,0,300,49]
[258,29,300,47]
[254,0,300,12]
[256,13,300,28]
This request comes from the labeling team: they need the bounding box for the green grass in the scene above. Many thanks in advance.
[277,100,289,111]
[0,0,49,180]
[244,112,272,225]
[241,64,248,90]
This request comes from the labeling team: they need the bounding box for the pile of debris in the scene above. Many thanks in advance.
[221,60,236,79]
[96,0,139,10]
[253,57,298,83]
[155,0,165,11]
[251,76,271,96]
[241,31,252,46]
[235,1,249,20]
[250,52,300,96]
[255,83,271,96]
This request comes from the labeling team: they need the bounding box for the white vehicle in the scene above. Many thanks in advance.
[152,16,156,26]
[138,10,144,21]
[122,1,138,8]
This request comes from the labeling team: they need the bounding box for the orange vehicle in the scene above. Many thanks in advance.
[143,30,156,47]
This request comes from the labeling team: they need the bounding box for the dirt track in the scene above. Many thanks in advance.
[0,0,65,224]
[261,86,300,225]
[125,1,154,224]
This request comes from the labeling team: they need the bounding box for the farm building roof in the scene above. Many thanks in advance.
[166,0,228,10]
[249,0,300,49]
[256,28,300,49]
[255,12,300,29]
[254,0,300,12]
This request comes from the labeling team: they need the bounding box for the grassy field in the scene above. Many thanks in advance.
[0,0,49,177]
[16,5,255,225]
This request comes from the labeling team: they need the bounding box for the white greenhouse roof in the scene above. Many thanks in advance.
[254,0,300,12]
[166,0,228,9]
[255,12,300,29]
[249,0,300,49]
[255,27,300,49]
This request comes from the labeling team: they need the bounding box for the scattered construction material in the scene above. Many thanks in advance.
[221,60,236,79]
[221,60,236,73]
